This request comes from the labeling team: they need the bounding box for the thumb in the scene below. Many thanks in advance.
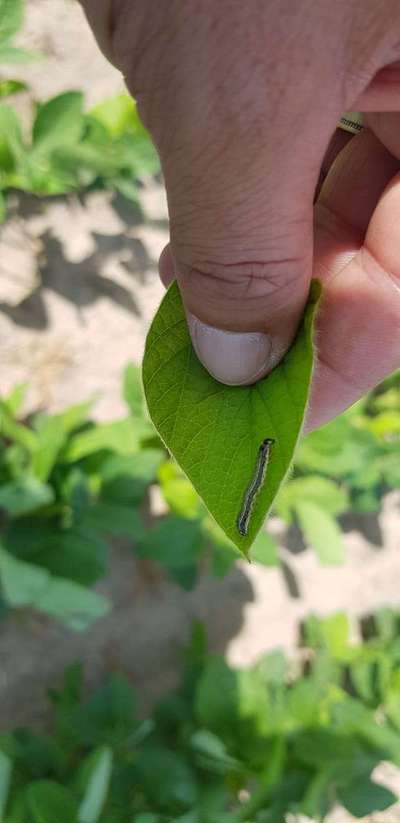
[158,118,329,386]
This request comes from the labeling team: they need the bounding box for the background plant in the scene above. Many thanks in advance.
[2,611,400,821]
[0,0,160,221]
[0,366,398,631]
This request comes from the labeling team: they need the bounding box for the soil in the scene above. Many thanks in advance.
[0,3,399,820]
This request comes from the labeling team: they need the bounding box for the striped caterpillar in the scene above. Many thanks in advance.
[237,438,275,537]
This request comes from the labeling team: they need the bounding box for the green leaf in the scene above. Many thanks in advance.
[275,475,349,523]
[3,382,27,415]
[249,530,279,566]
[38,579,110,632]
[136,516,202,589]
[0,78,27,97]
[32,92,84,153]
[5,728,65,781]
[303,613,350,659]
[123,362,145,418]
[295,500,345,564]
[115,132,160,178]
[32,528,108,586]
[0,44,37,63]
[26,780,79,822]
[53,400,93,435]
[337,777,397,818]
[90,95,138,138]
[0,748,11,817]
[61,676,135,748]
[158,461,204,519]
[101,449,165,485]
[143,280,321,553]
[49,662,84,714]
[189,729,240,774]
[0,546,50,606]
[135,746,198,811]
[195,657,238,740]
[0,546,109,629]
[296,414,376,479]
[0,477,54,516]
[0,0,23,44]
[31,415,68,481]
[0,398,38,452]
[350,659,376,704]
[80,503,143,540]
[0,189,5,222]
[78,747,113,823]
[64,418,146,462]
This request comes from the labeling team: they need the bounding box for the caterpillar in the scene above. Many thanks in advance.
[237,438,275,537]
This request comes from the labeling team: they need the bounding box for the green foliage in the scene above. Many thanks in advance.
[143,279,321,553]
[2,612,400,820]
[0,366,166,629]
[0,0,36,65]
[0,367,399,628]
[275,371,400,559]
[0,0,159,218]
[0,90,159,216]
[0,366,273,628]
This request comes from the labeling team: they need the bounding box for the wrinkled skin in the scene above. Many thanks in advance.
[81,0,400,430]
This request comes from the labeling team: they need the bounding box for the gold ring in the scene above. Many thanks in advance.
[338,111,363,135]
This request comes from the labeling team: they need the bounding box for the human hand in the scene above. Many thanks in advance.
[81,1,400,430]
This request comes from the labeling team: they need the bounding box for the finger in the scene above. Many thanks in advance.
[365,112,400,160]
[305,128,400,431]
[160,115,333,387]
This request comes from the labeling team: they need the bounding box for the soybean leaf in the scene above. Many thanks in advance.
[78,747,113,823]
[0,545,50,606]
[100,449,164,485]
[0,78,27,97]
[64,418,150,462]
[53,400,94,435]
[38,579,110,632]
[26,780,79,822]
[32,91,84,153]
[135,746,198,811]
[0,748,11,817]
[5,729,65,781]
[80,503,143,540]
[303,613,350,659]
[0,477,54,516]
[123,362,146,418]
[249,530,279,566]
[158,461,204,519]
[0,189,5,222]
[60,676,135,748]
[90,94,138,138]
[143,280,320,553]
[296,414,376,479]
[0,44,37,63]
[31,528,108,586]
[337,777,397,818]
[275,475,349,523]
[0,0,23,44]
[31,415,68,481]
[0,398,38,452]
[136,516,203,569]
[2,382,27,415]
[295,501,345,565]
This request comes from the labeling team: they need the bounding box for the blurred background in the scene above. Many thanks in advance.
[0,2,399,821]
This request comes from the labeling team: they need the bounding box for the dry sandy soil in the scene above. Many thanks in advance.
[0,3,399,820]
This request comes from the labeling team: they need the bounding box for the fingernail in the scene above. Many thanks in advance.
[187,313,284,385]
